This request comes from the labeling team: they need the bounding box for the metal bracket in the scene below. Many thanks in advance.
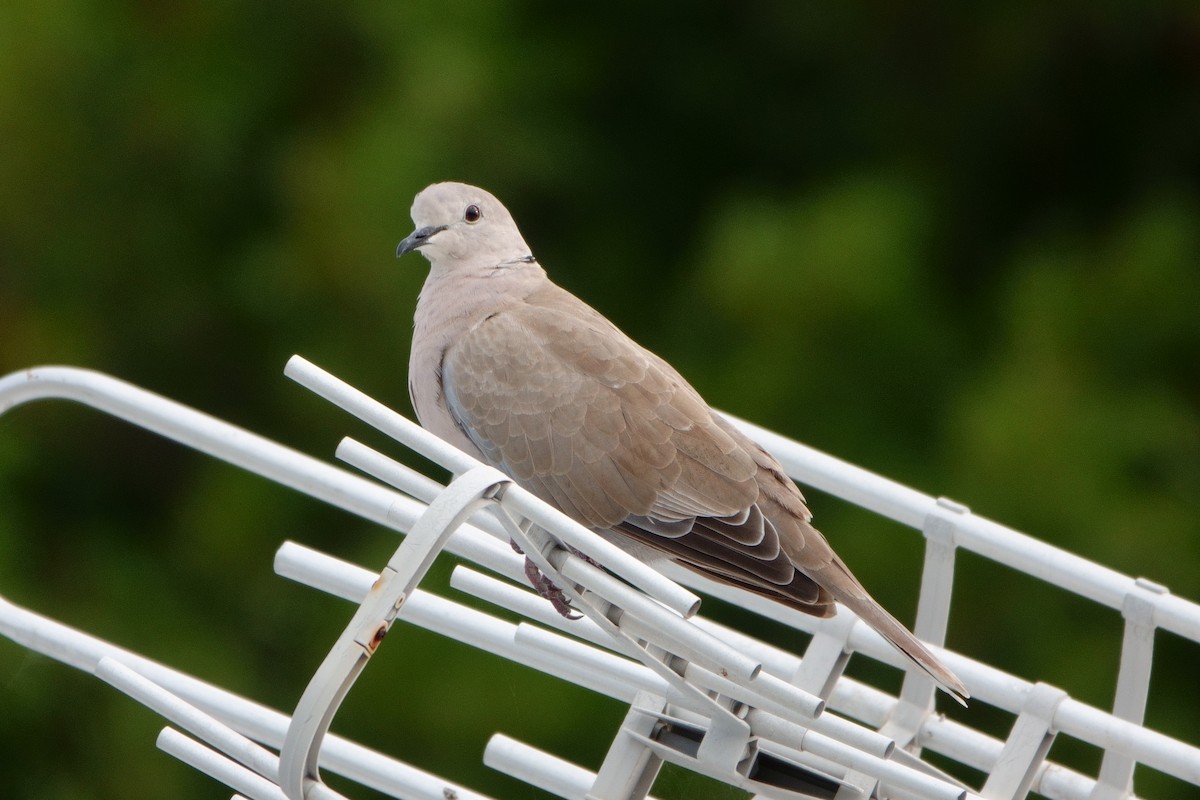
[278,465,511,800]
[981,682,1068,800]
[587,692,669,800]
[1088,578,1166,800]
[882,497,967,751]
[793,609,857,701]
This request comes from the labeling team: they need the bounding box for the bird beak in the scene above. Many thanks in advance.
[396,225,448,257]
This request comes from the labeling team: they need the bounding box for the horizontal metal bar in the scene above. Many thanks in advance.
[282,545,965,797]
[552,551,762,684]
[95,659,293,795]
[727,414,1200,643]
[157,728,288,800]
[0,594,494,800]
[657,554,1200,786]
[292,545,1185,798]
[498,488,702,619]
[284,356,480,477]
[484,734,651,800]
[0,366,416,533]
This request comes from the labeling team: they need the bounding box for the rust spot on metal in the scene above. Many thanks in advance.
[369,624,389,652]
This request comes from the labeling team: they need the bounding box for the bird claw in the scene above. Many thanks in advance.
[524,556,583,620]
[512,540,583,619]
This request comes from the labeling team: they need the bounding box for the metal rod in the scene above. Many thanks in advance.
[280,542,1197,793]
[727,414,1200,643]
[0,595,494,800]
[0,366,410,534]
[156,728,289,800]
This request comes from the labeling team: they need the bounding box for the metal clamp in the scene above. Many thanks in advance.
[278,465,511,800]
[981,682,1068,800]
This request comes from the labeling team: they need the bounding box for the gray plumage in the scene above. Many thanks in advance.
[399,181,968,704]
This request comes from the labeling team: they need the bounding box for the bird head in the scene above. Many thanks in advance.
[396,182,535,271]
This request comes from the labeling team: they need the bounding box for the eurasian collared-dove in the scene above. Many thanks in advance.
[398,182,968,703]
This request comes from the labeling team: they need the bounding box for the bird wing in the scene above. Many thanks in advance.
[440,283,823,600]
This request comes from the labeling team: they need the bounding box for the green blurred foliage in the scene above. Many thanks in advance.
[1,2,1197,798]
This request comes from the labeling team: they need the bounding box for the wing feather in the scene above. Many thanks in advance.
[440,283,835,611]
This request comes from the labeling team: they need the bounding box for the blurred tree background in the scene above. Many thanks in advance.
[1,2,1198,798]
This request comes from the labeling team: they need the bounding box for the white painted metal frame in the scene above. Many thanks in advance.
[0,359,1196,800]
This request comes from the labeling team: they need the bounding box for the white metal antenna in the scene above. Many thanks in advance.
[0,358,1196,800]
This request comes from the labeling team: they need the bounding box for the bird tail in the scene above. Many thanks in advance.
[821,559,970,706]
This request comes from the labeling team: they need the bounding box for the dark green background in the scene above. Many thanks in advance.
[1,3,1197,798]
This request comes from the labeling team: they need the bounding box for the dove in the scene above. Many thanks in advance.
[397,181,969,703]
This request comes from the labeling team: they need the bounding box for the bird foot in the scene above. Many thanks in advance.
[510,539,584,619]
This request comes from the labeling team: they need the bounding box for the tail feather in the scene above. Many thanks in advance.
[761,483,971,705]
[822,566,970,706]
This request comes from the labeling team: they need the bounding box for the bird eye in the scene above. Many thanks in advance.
[464,204,482,223]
